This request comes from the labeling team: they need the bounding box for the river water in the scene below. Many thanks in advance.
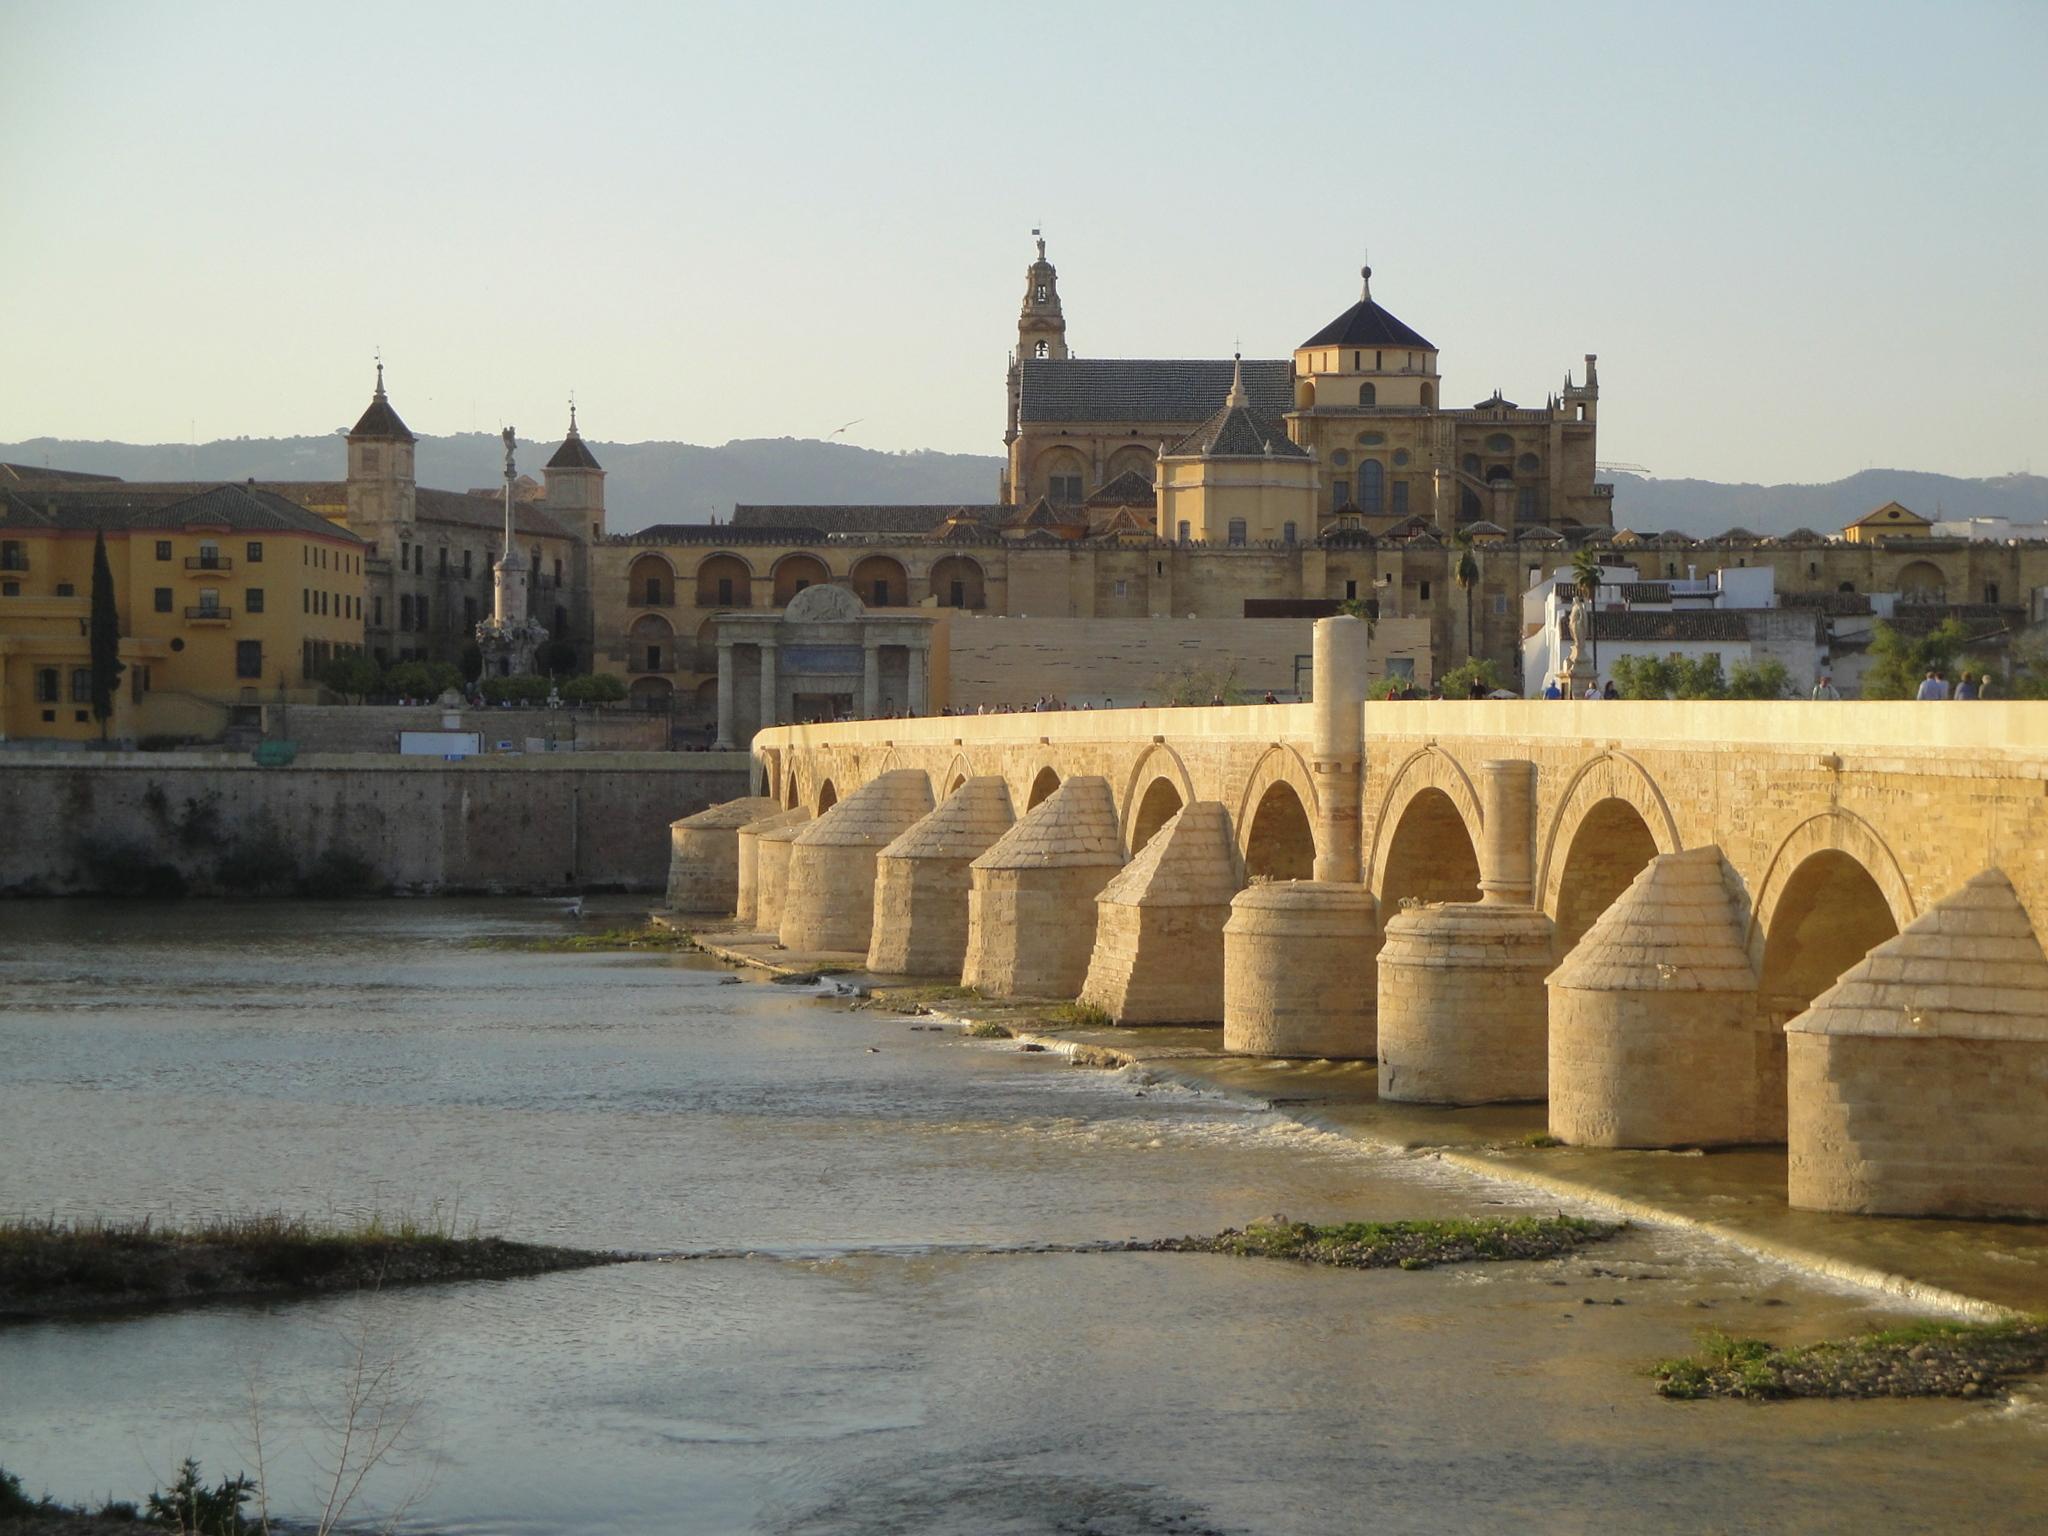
[0,899,2041,1534]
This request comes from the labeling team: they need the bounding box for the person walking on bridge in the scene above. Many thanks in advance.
[1811,674,1841,700]
[1916,669,1950,700]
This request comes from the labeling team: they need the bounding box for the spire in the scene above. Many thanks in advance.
[1360,261,1372,301]
[1225,352,1248,407]
[568,394,578,435]
[349,353,414,443]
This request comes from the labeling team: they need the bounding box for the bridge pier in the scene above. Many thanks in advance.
[1378,759,1555,1104]
[867,777,1016,976]
[1223,882,1379,1057]
[1546,847,1767,1147]
[667,797,778,916]
[1080,803,1241,1024]
[962,775,1124,999]
[780,770,935,954]
[1787,868,2048,1219]
[752,814,811,935]
[736,806,808,927]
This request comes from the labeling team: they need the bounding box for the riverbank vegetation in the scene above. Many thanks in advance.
[0,1212,621,1318]
[1137,1214,1621,1271]
[1652,1316,2048,1400]
[485,924,696,952]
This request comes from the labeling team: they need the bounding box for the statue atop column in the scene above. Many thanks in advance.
[474,423,550,678]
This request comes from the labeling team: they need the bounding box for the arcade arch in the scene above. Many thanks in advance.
[628,553,676,608]
[816,779,839,815]
[1027,766,1061,809]
[931,555,986,609]
[850,554,909,608]
[628,613,674,674]
[695,553,752,609]
[772,553,830,606]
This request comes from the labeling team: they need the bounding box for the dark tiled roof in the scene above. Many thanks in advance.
[546,428,602,470]
[1166,403,1308,460]
[731,504,1004,535]
[0,483,362,540]
[1616,582,1672,602]
[415,487,573,540]
[1589,611,1747,642]
[349,385,415,443]
[1086,468,1156,504]
[1299,298,1434,351]
[0,463,121,486]
[1783,590,1875,615]
[1017,358,1291,424]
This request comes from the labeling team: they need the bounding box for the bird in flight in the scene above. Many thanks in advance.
[830,419,864,437]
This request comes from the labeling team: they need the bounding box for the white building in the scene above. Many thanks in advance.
[1929,516,2048,542]
[1521,563,1827,696]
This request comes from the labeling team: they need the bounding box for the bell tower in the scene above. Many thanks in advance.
[1005,232,1069,485]
[1018,232,1067,364]
[344,358,417,545]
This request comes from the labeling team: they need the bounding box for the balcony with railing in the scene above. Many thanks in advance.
[185,605,232,622]
[0,551,29,573]
[184,555,234,572]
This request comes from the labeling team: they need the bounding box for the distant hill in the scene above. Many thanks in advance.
[0,433,1005,533]
[1601,468,2048,539]
[4,432,2041,540]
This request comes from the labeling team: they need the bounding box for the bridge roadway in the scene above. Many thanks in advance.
[695,645,2046,1221]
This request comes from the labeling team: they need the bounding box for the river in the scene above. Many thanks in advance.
[0,899,2040,1534]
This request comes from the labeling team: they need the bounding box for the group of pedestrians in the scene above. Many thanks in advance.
[1912,669,1994,700]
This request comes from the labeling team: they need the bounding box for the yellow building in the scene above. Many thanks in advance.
[0,482,367,743]
[1154,359,1318,545]
[1841,500,1933,544]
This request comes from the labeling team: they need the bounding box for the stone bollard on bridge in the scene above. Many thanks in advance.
[866,777,1016,977]
[962,776,1125,999]
[667,797,780,916]
[1377,758,1556,1104]
[1786,868,2048,1219]
[1080,802,1243,1025]
[779,770,936,955]
[1545,846,1768,1147]
[735,806,809,927]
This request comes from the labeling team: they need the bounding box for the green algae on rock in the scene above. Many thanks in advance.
[1136,1214,1621,1271]
[1653,1317,2048,1400]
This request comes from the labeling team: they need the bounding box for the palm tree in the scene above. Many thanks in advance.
[1570,545,1604,685]
[1453,530,1480,668]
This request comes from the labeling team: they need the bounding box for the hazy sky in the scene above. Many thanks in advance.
[2,0,2043,484]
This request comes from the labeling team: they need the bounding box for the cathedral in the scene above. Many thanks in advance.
[1003,239,1613,537]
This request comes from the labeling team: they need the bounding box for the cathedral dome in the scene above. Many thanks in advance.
[1298,266,1434,351]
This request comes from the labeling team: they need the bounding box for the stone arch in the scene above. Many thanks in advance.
[815,778,839,815]
[1244,781,1315,880]
[627,552,677,608]
[628,613,674,674]
[1233,744,1320,869]
[627,675,673,711]
[1537,751,1683,949]
[1376,788,1482,909]
[1026,766,1061,809]
[1894,559,1945,603]
[1129,779,1185,856]
[849,553,909,608]
[1365,745,1483,903]
[1037,445,1086,502]
[785,772,801,810]
[692,616,719,674]
[772,552,830,606]
[1549,799,1666,955]
[695,552,753,608]
[939,752,973,800]
[1106,445,1155,484]
[931,555,986,610]
[1119,743,1196,850]
[1749,809,1915,962]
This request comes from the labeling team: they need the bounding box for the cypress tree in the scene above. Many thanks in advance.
[89,526,125,739]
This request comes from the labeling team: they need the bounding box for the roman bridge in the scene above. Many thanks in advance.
[671,618,2048,1222]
